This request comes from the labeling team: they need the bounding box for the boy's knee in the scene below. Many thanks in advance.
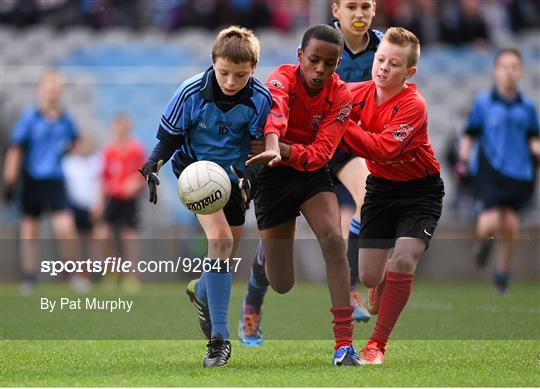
[359,272,383,288]
[208,230,234,254]
[319,231,346,259]
[268,274,294,294]
[391,253,417,274]
[270,281,294,294]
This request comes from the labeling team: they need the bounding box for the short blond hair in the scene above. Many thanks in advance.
[383,27,420,67]
[211,26,260,65]
[38,70,64,88]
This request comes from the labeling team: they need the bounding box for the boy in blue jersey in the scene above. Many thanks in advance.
[457,48,539,293]
[238,0,383,347]
[3,71,79,295]
[139,26,272,367]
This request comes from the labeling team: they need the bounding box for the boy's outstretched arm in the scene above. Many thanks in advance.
[246,133,281,166]
[343,99,427,162]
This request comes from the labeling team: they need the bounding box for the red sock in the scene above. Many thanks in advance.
[330,306,354,350]
[368,271,414,352]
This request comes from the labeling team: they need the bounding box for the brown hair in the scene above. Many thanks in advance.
[383,27,420,67]
[494,48,522,66]
[211,26,260,65]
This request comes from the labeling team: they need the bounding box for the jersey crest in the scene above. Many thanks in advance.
[392,124,414,142]
[311,114,323,132]
[337,104,352,123]
[269,79,285,89]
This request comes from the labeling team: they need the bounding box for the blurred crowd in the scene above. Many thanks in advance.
[0,0,310,32]
[1,0,539,42]
[376,0,540,45]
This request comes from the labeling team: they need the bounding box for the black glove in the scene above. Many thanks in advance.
[230,166,252,211]
[139,160,163,204]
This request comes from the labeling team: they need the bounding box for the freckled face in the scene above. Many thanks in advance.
[372,40,415,90]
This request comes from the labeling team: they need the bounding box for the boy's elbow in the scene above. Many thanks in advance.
[310,151,333,171]
[367,147,398,162]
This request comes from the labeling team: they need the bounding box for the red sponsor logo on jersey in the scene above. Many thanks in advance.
[337,104,352,123]
[392,124,414,142]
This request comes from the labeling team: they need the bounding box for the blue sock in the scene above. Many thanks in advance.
[245,240,268,313]
[494,271,510,293]
[22,273,37,284]
[205,259,232,340]
[347,217,361,288]
[245,269,267,313]
[195,273,208,304]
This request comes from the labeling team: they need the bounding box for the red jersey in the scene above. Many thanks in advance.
[264,64,352,172]
[102,139,146,200]
[342,81,440,181]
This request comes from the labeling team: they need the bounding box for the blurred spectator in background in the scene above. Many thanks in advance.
[270,0,309,32]
[96,114,146,293]
[63,134,102,239]
[507,0,540,33]
[63,133,102,287]
[2,70,79,295]
[383,0,441,45]
[0,0,40,27]
[457,48,539,294]
[164,0,274,32]
[440,0,490,46]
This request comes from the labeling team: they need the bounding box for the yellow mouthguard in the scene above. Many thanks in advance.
[353,21,366,27]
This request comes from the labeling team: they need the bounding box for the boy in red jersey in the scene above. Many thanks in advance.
[342,27,444,364]
[238,2,380,337]
[246,25,361,366]
[97,114,146,292]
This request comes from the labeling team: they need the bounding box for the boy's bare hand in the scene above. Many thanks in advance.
[246,150,281,166]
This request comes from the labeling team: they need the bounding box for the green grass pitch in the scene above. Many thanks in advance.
[1,281,539,386]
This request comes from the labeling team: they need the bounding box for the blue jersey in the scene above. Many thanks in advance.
[10,107,78,180]
[331,21,384,83]
[465,89,539,181]
[158,67,272,181]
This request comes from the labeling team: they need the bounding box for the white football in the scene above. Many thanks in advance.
[177,161,231,215]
